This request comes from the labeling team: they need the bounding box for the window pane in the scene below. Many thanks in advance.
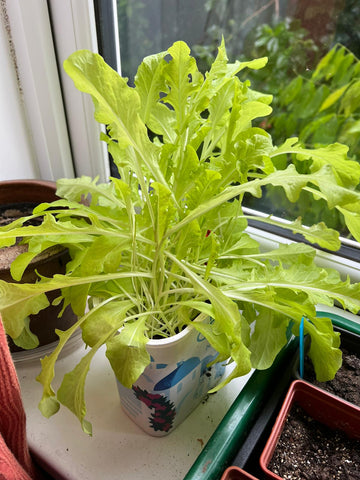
[116,0,360,245]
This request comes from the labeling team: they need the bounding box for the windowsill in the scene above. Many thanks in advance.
[17,340,252,480]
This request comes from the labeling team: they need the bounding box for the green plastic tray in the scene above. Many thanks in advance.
[184,336,299,480]
[316,309,360,335]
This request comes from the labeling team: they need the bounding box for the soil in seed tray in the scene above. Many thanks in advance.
[268,404,360,480]
[304,348,360,407]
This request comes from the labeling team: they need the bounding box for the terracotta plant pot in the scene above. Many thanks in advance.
[220,467,259,480]
[260,380,360,480]
[0,180,77,352]
[117,315,226,436]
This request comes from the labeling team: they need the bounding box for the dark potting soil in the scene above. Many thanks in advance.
[0,203,43,270]
[268,404,360,480]
[304,348,360,407]
[0,202,39,226]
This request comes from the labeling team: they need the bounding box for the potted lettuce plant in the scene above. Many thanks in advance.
[0,40,360,435]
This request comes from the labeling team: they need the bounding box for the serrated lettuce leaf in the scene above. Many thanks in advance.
[106,315,150,388]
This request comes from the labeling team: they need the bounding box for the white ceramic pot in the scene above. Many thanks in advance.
[117,317,226,436]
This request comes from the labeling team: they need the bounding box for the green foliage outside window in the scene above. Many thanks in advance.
[241,30,360,237]
[195,15,360,238]
[117,1,360,241]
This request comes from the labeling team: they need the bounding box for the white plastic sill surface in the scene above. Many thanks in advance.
[16,341,253,480]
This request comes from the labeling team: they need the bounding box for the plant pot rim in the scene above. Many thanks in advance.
[0,179,56,187]
[0,244,66,274]
[147,312,207,347]
[0,179,57,203]
[221,466,259,479]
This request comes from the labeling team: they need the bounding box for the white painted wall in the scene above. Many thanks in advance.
[0,9,38,181]
[0,0,109,183]
[4,0,75,181]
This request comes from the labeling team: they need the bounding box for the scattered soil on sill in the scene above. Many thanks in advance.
[304,348,360,407]
[268,404,360,480]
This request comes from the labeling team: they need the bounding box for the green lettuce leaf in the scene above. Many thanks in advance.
[0,281,50,339]
[81,299,133,347]
[56,349,95,435]
[106,315,150,388]
[11,317,39,350]
[249,308,289,369]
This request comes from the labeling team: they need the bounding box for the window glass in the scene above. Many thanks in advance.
[116,0,360,245]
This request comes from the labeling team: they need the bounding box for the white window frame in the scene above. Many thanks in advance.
[48,0,110,181]
[4,0,109,182]
[5,0,74,180]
